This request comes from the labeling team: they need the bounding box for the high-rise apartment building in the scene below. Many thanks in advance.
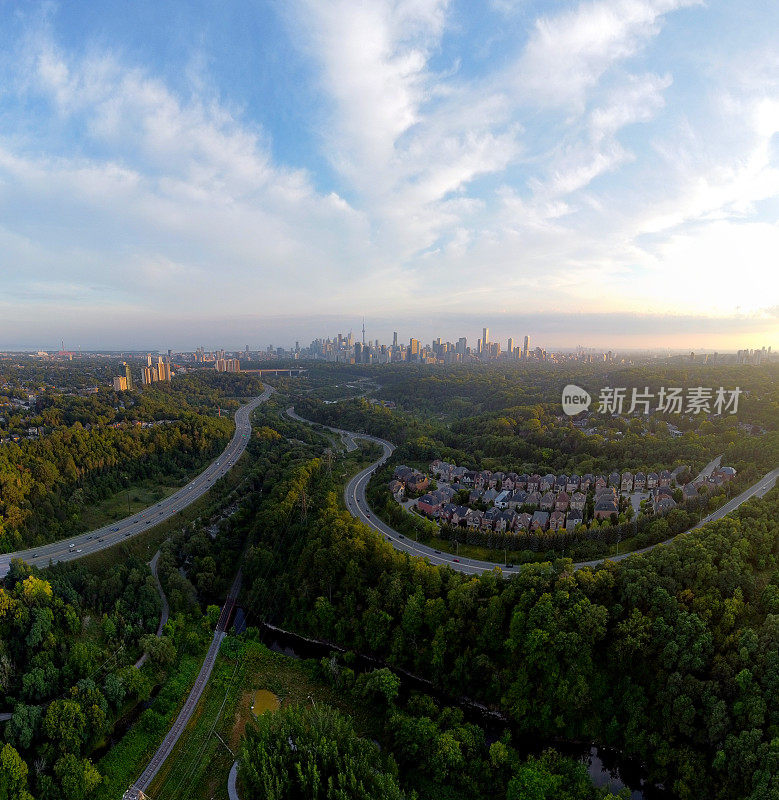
[215,358,240,373]
[523,335,530,359]
[113,376,128,391]
[123,362,133,390]
[483,327,489,347]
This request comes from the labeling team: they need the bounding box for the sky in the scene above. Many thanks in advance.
[0,0,777,351]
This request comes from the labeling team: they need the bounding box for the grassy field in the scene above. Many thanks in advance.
[76,448,252,574]
[78,477,192,531]
[95,645,207,800]
[146,638,377,800]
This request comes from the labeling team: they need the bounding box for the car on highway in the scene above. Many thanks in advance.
[434,550,441,554]
[453,558,460,562]
[112,527,119,531]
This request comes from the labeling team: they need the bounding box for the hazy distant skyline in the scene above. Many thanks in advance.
[0,1,777,349]
[2,311,776,354]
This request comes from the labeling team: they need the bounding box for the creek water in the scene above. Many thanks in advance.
[253,616,667,800]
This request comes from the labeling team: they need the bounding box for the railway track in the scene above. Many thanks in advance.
[123,567,243,798]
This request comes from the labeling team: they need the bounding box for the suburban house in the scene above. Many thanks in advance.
[682,483,699,502]
[507,489,528,508]
[494,490,511,509]
[653,495,676,514]
[658,469,672,487]
[594,497,619,520]
[566,475,580,492]
[634,472,646,490]
[515,512,532,531]
[531,511,549,531]
[671,465,689,484]
[608,471,621,487]
[388,480,405,501]
[620,472,633,492]
[525,491,542,509]
[417,493,442,516]
[482,488,499,505]
[570,491,586,511]
[566,510,584,530]
[555,491,570,512]
[549,510,566,531]
[540,491,556,511]
[646,472,658,489]
[467,510,485,529]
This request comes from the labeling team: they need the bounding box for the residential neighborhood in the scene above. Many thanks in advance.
[388,460,738,535]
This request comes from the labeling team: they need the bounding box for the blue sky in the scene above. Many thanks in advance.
[0,0,777,350]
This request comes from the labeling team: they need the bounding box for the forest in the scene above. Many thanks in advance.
[239,404,779,800]
[1,365,777,799]
[0,366,264,550]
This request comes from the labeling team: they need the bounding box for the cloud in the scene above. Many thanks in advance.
[0,0,775,350]
[516,0,698,109]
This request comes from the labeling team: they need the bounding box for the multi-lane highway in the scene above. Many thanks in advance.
[0,388,272,578]
[288,407,779,575]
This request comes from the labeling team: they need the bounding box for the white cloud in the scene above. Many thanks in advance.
[0,0,776,348]
[516,0,698,109]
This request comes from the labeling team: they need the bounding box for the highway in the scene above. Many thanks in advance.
[0,388,272,579]
[288,407,779,575]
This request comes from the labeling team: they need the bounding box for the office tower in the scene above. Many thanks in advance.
[354,342,362,363]
[393,331,398,347]
[477,338,482,354]
[409,338,419,360]
[507,337,513,356]
[456,337,467,355]
[523,335,529,359]
[123,362,133,391]
[483,327,489,347]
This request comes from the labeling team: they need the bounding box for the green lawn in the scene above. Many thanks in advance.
[78,450,251,574]
[78,478,190,531]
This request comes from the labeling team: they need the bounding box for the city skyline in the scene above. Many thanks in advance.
[0,2,777,347]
